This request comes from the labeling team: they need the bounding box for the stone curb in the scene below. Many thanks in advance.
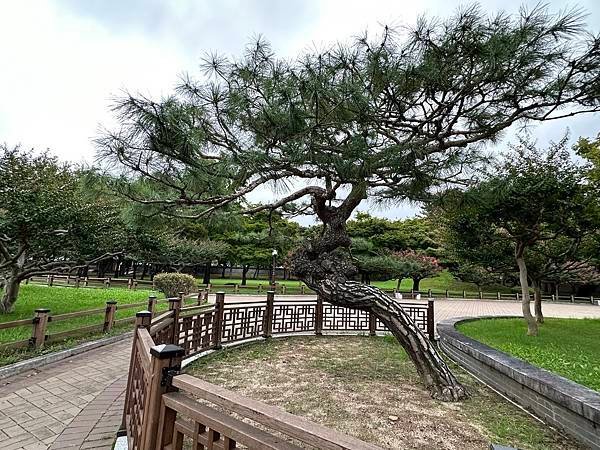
[438,316,600,449]
[0,331,133,380]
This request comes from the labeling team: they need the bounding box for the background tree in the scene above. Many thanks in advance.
[98,6,600,400]
[392,250,442,291]
[0,147,118,312]
[574,133,600,184]
[440,138,597,335]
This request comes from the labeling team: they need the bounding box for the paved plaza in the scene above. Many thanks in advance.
[1,296,599,449]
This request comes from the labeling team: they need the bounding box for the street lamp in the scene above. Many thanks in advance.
[270,249,278,287]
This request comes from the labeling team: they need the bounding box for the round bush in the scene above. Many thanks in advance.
[153,273,197,298]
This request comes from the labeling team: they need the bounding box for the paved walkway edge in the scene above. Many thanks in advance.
[0,332,132,381]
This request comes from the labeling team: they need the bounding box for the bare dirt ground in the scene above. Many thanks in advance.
[186,336,582,450]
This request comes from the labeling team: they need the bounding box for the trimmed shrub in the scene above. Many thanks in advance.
[153,273,197,298]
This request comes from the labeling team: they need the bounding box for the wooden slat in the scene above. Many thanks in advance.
[152,310,175,325]
[0,338,31,351]
[51,308,106,321]
[150,317,174,336]
[172,375,382,450]
[163,392,303,450]
[0,318,33,330]
[46,323,104,343]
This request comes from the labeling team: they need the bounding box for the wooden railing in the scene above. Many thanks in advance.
[0,293,206,353]
[123,292,398,449]
[27,274,155,290]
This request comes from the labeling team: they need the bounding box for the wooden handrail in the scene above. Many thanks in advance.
[172,374,382,450]
[161,392,304,450]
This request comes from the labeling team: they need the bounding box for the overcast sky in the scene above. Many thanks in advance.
[1,1,599,224]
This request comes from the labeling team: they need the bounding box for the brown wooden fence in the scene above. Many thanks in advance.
[26,273,599,304]
[122,292,432,449]
[0,293,206,353]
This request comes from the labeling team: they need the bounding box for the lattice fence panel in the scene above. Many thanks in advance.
[222,305,265,343]
[272,303,316,334]
[322,303,370,332]
[177,310,216,356]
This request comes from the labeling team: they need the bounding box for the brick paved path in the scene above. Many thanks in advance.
[0,296,598,449]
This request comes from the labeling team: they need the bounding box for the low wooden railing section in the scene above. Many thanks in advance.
[0,293,206,353]
[27,273,599,304]
[123,292,432,449]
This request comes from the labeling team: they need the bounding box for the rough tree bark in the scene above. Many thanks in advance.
[515,243,538,336]
[0,271,21,313]
[288,185,468,401]
[532,279,544,324]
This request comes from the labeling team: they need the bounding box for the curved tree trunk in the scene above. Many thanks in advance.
[0,274,21,313]
[515,244,538,336]
[315,279,467,401]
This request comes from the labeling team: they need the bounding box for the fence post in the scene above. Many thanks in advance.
[301,285,305,295]
[75,276,81,288]
[212,292,225,349]
[427,300,435,341]
[103,300,117,332]
[234,284,239,294]
[315,295,323,336]
[445,289,449,299]
[104,277,110,289]
[369,311,377,336]
[515,292,519,301]
[121,310,152,433]
[496,292,500,300]
[147,295,157,317]
[427,289,432,298]
[84,276,89,287]
[48,275,54,287]
[282,284,287,295]
[478,291,483,299]
[206,283,211,293]
[66,275,70,285]
[258,284,263,293]
[462,290,466,299]
[142,343,185,450]
[127,278,133,290]
[31,309,50,348]
[570,294,575,303]
[168,296,182,345]
[591,295,595,305]
[263,291,274,338]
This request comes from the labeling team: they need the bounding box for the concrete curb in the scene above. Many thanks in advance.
[438,316,600,450]
[0,331,133,380]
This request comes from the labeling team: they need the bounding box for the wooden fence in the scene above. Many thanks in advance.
[26,274,599,304]
[123,291,430,449]
[0,293,207,353]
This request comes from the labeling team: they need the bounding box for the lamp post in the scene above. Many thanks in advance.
[270,249,278,287]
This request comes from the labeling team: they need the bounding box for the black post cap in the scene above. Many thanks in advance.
[150,344,186,359]
[35,308,50,313]
[106,300,118,305]
[136,310,152,318]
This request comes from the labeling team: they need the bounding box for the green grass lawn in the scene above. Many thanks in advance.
[0,284,164,345]
[208,269,515,294]
[458,318,600,391]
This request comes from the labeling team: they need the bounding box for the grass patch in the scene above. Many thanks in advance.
[0,284,164,344]
[187,336,580,449]
[458,318,600,391]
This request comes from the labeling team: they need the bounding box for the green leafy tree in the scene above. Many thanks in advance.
[441,138,597,335]
[574,133,600,184]
[392,250,442,291]
[0,147,119,312]
[98,6,600,400]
